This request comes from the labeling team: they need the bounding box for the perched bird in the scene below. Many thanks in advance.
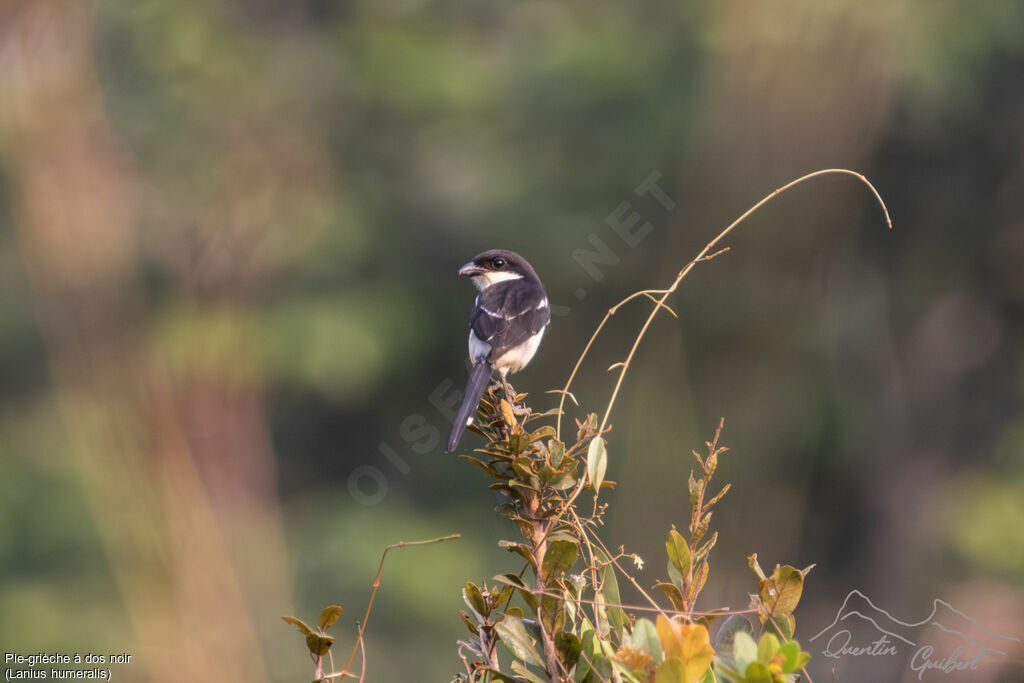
[445,249,550,453]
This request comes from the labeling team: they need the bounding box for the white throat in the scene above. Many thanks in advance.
[471,270,524,291]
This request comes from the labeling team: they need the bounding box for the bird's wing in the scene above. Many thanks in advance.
[471,280,550,362]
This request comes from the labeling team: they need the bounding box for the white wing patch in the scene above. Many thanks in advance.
[480,304,533,321]
[468,329,491,364]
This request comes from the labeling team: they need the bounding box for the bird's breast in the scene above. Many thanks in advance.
[493,327,546,375]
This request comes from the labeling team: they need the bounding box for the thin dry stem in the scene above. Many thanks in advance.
[575,649,612,683]
[555,168,891,441]
[338,534,461,678]
[569,508,607,636]
[580,516,671,621]
[357,626,367,683]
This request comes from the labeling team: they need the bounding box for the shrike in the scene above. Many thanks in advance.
[445,249,550,453]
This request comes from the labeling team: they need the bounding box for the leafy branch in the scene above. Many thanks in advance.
[452,382,811,682]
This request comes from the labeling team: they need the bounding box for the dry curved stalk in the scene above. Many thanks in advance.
[334,534,461,680]
[555,168,892,441]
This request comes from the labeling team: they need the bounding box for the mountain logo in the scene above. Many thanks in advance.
[810,590,1018,678]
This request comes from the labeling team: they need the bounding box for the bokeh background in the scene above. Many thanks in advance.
[1,1,1023,681]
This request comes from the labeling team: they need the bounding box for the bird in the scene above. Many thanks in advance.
[445,249,550,453]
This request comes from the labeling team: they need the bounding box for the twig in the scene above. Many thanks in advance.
[579,516,671,621]
[764,609,815,683]
[338,534,461,678]
[570,509,606,636]
[357,623,367,683]
[575,648,612,683]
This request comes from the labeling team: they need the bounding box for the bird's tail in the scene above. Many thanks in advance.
[445,362,492,453]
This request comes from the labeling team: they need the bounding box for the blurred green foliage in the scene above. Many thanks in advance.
[2,0,1023,680]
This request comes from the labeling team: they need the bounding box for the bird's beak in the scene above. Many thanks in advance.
[459,262,484,277]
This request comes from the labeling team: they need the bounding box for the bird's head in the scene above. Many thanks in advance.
[458,249,540,291]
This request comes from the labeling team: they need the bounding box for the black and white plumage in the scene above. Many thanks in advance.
[445,249,550,453]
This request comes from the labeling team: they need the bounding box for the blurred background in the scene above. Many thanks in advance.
[1,1,1022,681]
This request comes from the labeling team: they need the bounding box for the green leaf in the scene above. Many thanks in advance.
[694,532,719,565]
[510,660,548,683]
[713,614,753,668]
[459,454,500,477]
[492,584,515,610]
[305,633,334,656]
[586,437,607,491]
[509,475,540,491]
[493,574,538,612]
[687,560,709,604]
[666,527,691,581]
[654,582,685,611]
[460,610,479,634]
[654,658,687,683]
[527,405,564,421]
[705,447,718,477]
[778,641,800,671]
[667,559,683,588]
[542,539,579,580]
[555,631,582,670]
[705,483,730,509]
[548,469,578,490]
[594,547,627,638]
[498,540,538,573]
[541,593,562,632]
[631,618,663,661]
[530,425,557,442]
[548,439,565,468]
[758,566,803,618]
[580,650,612,682]
[494,615,544,668]
[281,615,314,636]
[698,668,717,683]
[732,631,757,671]
[744,661,773,683]
[508,432,528,454]
[573,657,590,683]
[691,512,711,547]
[464,582,488,617]
[769,612,795,640]
[688,471,702,518]
[476,668,517,683]
[512,456,535,480]
[493,573,529,589]
[317,605,343,630]
[757,633,780,662]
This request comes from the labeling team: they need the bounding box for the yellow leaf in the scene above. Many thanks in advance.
[681,623,714,676]
[613,644,654,672]
[500,399,516,427]
[656,615,714,681]
[657,614,683,660]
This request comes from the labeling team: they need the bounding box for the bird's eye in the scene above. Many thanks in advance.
[492,258,506,269]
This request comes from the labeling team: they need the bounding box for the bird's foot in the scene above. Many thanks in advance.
[510,403,531,417]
